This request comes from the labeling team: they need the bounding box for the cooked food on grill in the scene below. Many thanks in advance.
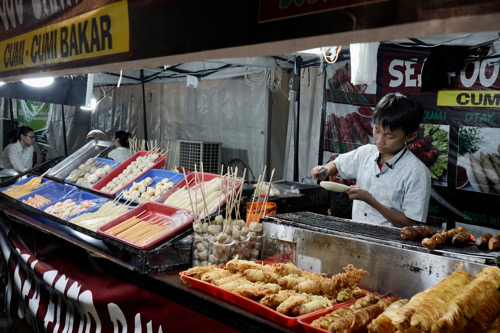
[421,227,466,250]
[476,233,493,249]
[451,231,471,246]
[489,233,500,251]
[400,225,437,241]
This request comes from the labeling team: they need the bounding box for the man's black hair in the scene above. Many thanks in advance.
[373,92,424,135]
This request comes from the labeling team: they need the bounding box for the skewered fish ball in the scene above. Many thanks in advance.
[95,168,106,178]
[216,232,230,244]
[87,174,99,184]
[249,222,263,233]
[208,225,221,235]
[198,249,208,261]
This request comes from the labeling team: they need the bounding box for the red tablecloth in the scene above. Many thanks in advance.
[0,219,238,333]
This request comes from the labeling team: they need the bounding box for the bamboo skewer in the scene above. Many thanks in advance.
[199,164,210,222]
[234,168,246,221]
[217,164,224,217]
[182,168,197,221]
[256,168,275,223]
[246,174,262,226]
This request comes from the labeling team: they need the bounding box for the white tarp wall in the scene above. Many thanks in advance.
[84,75,282,181]
[283,66,325,182]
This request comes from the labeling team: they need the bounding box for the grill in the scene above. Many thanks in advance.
[263,211,499,264]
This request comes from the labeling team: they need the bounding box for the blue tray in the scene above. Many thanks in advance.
[17,183,78,206]
[69,200,131,221]
[117,169,183,204]
[65,157,120,188]
[1,175,52,193]
[39,190,109,220]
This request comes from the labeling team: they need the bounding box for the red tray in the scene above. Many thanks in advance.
[179,269,368,327]
[298,294,381,333]
[97,202,194,250]
[158,172,242,215]
[91,151,166,196]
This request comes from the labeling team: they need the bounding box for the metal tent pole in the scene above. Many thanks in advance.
[318,61,327,167]
[292,56,302,182]
[140,69,149,149]
[61,105,68,156]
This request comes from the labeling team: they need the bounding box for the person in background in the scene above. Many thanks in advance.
[0,126,36,172]
[311,92,431,228]
[86,130,107,142]
[108,130,132,162]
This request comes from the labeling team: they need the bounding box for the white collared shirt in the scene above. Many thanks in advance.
[107,147,131,163]
[334,144,431,227]
[0,141,34,172]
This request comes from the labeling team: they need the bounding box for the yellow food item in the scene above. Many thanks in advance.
[3,177,42,199]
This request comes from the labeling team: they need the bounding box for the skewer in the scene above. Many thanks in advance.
[228,167,238,220]
[113,191,124,203]
[246,174,262,226]
[136,224,174,246]
[217,164,224,217]
[234,168,246,221]
[199,163,210,222]
[222,168,238,234]
[193,166,199,220]
[182,168,197,221]
[39,168,52,179]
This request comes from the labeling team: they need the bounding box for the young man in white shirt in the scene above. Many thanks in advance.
[311,93,431,228]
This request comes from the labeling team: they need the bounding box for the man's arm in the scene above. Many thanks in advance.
[311,160,338,181]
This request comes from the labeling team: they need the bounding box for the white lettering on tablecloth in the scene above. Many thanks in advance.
[7,248,165,332]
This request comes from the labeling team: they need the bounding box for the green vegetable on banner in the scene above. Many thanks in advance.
[407,124,450,185]
[16,100,53,145]
[458,127,483,156]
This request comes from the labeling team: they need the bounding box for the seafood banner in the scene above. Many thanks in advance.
[322,45,500,230]
[0,219,237,333]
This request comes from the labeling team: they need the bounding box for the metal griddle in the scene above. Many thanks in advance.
[263,211,499,265]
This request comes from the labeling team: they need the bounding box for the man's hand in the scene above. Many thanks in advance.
[346,186,373,202]
[311,166,328,181]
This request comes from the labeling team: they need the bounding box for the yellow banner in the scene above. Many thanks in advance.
[437,90,500,108]
[0,1,129,72]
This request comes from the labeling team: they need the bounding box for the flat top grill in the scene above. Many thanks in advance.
[265,211,499,260]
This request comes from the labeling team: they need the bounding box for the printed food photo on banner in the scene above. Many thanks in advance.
[327,62,367,93]
[407,124,450,187]
[457,127,500,195]
[324,104,374,153]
